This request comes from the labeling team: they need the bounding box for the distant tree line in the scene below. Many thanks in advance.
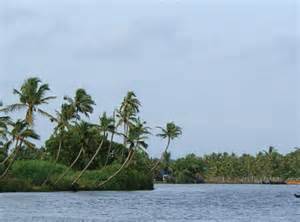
[154,147,300,184]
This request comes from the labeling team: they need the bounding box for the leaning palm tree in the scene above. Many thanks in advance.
[43,90,95,185]
[0,102,11,163]
[54,121,92,185]
[98,118,150,187]
[117,91,141,159]
[151,122,182,172]
[0,120,40,179]
[72,112,114,185]
[42,103,74,185]
[0,77,56,125]
[63,88,95,120]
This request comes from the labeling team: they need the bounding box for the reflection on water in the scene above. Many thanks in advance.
[0,184,299,222]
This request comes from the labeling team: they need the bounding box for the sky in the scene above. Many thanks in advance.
[0,0,299,158]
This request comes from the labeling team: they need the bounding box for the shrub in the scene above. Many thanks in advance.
[11,160,67,185]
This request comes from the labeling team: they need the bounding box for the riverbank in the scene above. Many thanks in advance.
[0,160,153,192]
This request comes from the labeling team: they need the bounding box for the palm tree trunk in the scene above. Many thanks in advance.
[72,135,106,185]
[42,139,62,185]
[151,138,171,172]
[125,150,135,167]
[1,145,17,165]
[55,138,62,162]
[97,149,134,188]
[0,140,20,180]
[121,124,128,161]
[54,147,84,185]
[104,132,115,167]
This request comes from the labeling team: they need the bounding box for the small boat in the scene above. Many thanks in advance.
[294,194,300,198]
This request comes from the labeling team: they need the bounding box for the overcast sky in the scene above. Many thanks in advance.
[0,0,299,157]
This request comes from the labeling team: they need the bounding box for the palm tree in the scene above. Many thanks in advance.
[98,118,150,187]
[54,121,91,185]
[0,102,11,163]
[0,77,56,125]
[72,112,114,185]
[43,89,95,185]
[0,120,40,179]
[117,91,141,161]
[63,88,95,120]
[42,104,74,185]
[151,122,182,172]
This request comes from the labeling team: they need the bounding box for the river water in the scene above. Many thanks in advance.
[0,184,299,222]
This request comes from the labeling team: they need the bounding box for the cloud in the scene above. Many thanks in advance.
[0,0,298,157]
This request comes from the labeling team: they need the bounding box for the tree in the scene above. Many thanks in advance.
[117,91,141,158]
[0,77,56,125]
[41,103,74,185]
[54,121,92,184]
[72,112,114,185]
[63,88,95,120]
[43,89,95,185]
[151,122,182,171]
[0,120,40,179]
[98,118,150,187]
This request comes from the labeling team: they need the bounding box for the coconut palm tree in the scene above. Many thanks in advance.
[0,102,10,140]
[72,112,114,185]
[54,121,92,185]
[117,91,141,159]
[42,103,74,185]
[151,122,182,172]
[63,88,95,120]
[0,102,11,163]
[0,77,56,125]
[98,118,150,187]
[0,120,40,179]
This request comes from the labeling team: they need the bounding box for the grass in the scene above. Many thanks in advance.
[0,160,153,192]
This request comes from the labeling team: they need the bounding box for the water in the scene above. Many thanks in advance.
[0,184,299,222]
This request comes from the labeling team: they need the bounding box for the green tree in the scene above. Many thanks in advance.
[98,118,150,187]
[151,122,182,171]
[0,77,56,125]
[0,120,40,179]
[54,121,92,184]
[72,112,114,185]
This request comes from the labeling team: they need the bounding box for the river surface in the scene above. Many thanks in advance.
[0,184,299,222]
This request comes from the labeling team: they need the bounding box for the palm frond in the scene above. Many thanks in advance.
[0,103,27,113]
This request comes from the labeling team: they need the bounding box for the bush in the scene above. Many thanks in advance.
[0,160,153,192]
[11,160,68,185]
[0,178,32,192]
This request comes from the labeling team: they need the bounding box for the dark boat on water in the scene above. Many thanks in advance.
[294,194,300,198]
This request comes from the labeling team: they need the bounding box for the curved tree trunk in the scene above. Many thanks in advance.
[0,140,20,180]
[72,135,106,185]
[54,147,84,185]
[104,132,115,167]
[1,148,16,165]
[151,138,171,172]
[125,149,135,168]
[42,139,62,185]
[97,149,134,187]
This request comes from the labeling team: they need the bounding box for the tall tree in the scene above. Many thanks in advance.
[72,112,114,185]
[0,120,40,179]
[98,118,150,187]
[63,88,95,120]
[42,104,74,185]
[151,122,182,172]
[54,121,92,185]
[0,77,56,125]
[117,91,141,158]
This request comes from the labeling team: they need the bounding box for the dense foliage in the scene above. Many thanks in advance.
[0,77,181,191]
[154,147,300,184]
